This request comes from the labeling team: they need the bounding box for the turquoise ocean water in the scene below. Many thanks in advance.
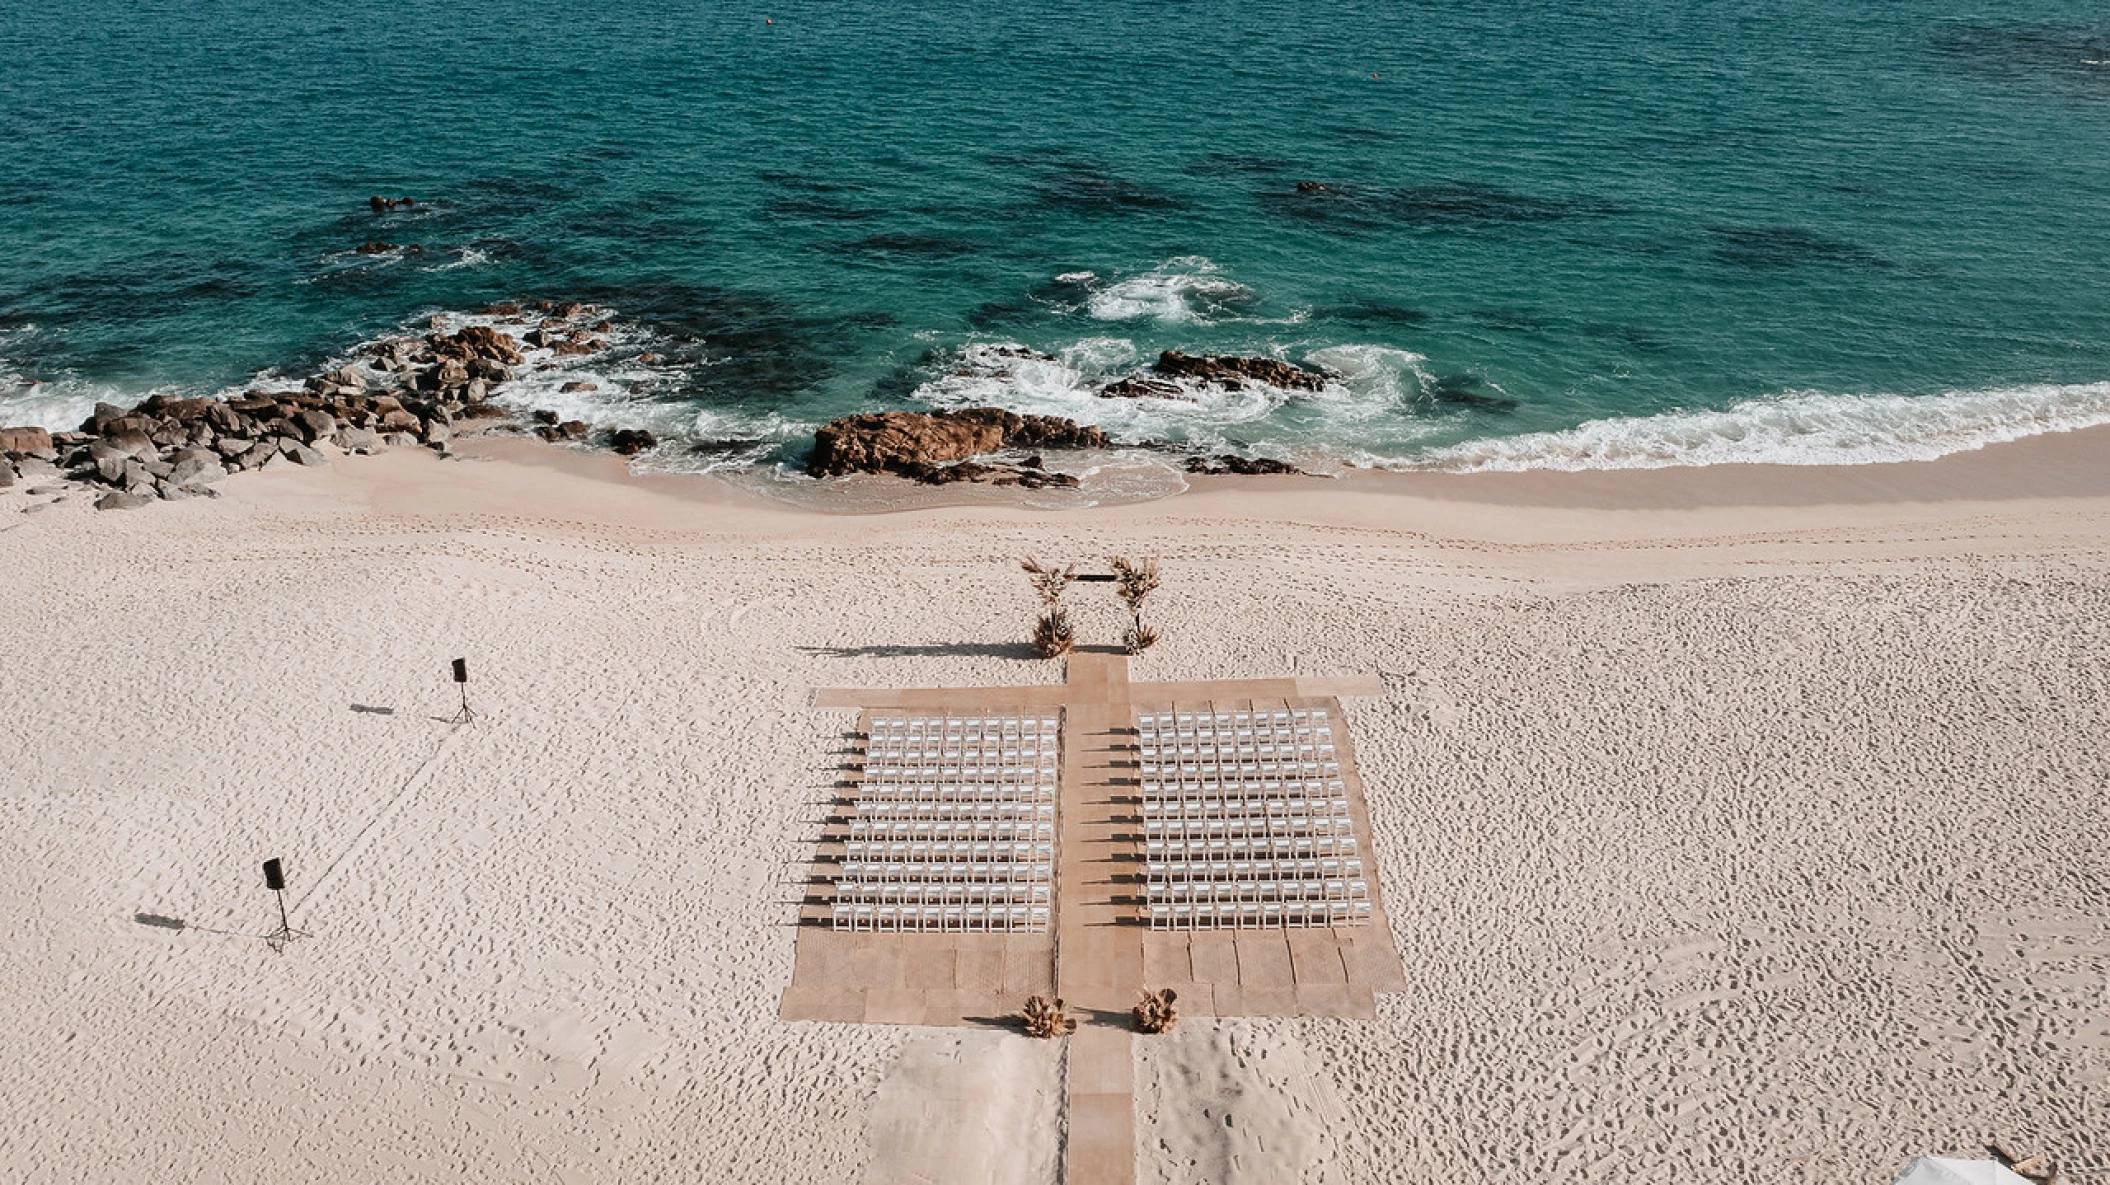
[4,0,2110,486]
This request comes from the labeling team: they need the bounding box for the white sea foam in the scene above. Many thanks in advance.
[1302,344,1429,416]
[429,246,491,271]
[908,338,1427,464]
[1419,381,2110,472]
[1086,257,1254,324]
[0,324,151,432]
[0,377,136,434]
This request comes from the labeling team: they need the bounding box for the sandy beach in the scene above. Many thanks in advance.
[2,432,2105,1183]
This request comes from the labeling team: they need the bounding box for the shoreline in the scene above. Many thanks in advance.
[375,420,2110,549]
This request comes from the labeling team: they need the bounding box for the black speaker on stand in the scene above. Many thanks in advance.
[448,657,477,725]
[262,857,309,952]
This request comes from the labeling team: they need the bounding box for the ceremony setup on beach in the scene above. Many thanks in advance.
[5,0,2110,1179]
[2,430,2107,1182]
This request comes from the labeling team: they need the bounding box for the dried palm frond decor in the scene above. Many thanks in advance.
[1021,557,1077,606]
[1132,988,1178,1034]
[1109,555,1162,655]
[1033,606,1075,659]
[1022,558,1078,658]
[1021,995,1076,1039]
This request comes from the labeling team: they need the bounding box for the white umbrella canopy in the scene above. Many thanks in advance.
[1893,1157,2034,1185]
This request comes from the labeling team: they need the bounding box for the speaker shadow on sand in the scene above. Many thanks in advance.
[130,912,278,942]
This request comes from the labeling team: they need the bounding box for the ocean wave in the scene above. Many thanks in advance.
[429,246,491,271]
[1085,257,1255,324]
[0,323,156,432]
[0,375,144,434]
[1419,381,2110,472]
[905,337,1438,464]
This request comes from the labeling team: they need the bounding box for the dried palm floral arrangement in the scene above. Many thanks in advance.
[1022,994,1076,1038]
[1132,988,1178,1034]
[1021,558,1078,658]
[1110,555,1162,655]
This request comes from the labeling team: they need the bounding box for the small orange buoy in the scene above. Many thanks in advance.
[766,17,773,23]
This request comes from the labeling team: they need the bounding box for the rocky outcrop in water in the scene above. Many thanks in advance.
[608,428,658,456]
[1097,376,1190,401]
[807,408,1102,486]
[1099,350,1329,399]
[0,302,635,512]
[1149,350,1328,391]
[1185,454,1305,476]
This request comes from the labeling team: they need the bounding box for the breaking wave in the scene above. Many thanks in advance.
[1420,381,2110,472]
[1085,257,1256,324]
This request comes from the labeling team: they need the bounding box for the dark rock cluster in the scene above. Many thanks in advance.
[1097,351,1330,400]
[1184,454,1304,476]
[807,407,1104,487]
[0,301,649,512]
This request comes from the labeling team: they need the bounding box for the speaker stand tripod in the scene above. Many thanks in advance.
[265,886,309,953]
[448,682,477,726]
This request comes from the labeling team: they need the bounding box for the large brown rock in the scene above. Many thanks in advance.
[142,397,221,425]
[96,489,156,511]
[104,428,157,460]
[293,409,338,443]
[82,402,132,434]
[0,426,53,454]
[428,324,526,367]
[806,408,1105,478]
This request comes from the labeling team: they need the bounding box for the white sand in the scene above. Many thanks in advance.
[2,436,2106,1183]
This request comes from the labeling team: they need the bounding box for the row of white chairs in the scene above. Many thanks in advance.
[1147,771,1341,788]
[867,753,1056,766]
[833,902,1050,931]
[1142,735,1331,753]
[868,742,1052,757]
[842,841,1053,864]
[834,881,1051,905]
[866,759,1054,775]
[1148,836,1357,859]
[1145,816,1355,841]
[855,801,1054,821]
[1141,760,1340,779]
[868,743,1057,754]
[1146,733,1332,752]
[1138,708,1327,728]
[1146,856,1362,881]
[860,767,1050,784]
[1142,795,1349,819]
[1143,710,1329,728]
[857,783,1055,805]
[1147,878,1367,904]
[849,819,1053,840]
[868,747,1056,760]
[1148,899,1369,929]
[868,716,1058,736]
[1147,746,1325,767]
[838,860,1053,884]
